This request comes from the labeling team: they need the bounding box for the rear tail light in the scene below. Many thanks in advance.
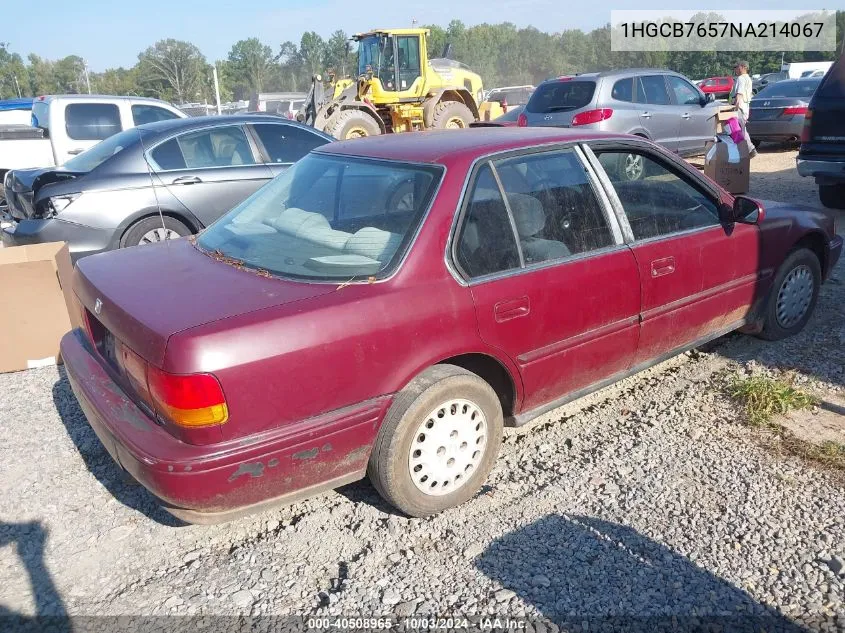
[783,105,808,116]
[148,367,229,428]
[801,109,813,143]
[571,108,613,126]
[517,112,528,127]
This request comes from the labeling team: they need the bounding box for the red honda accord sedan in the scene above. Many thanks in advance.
[61,128,842,523]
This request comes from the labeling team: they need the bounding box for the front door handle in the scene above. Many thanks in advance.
[681,113,691,120]
[67,148,85,155]
[651,256,676,278]
[172,176,202,185]
[494,297,530,323]
[641,111,652,118]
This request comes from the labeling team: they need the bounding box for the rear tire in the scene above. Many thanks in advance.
[758,248,820,341]
[431,101,475,130]
[121,216,191,248]
[367,364,503,517]
[819,184,845,209]
[326,109,382,140]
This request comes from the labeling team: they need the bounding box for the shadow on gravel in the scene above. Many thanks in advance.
[51,368,186,528]
[0,521,71,632]
[477,515,821,633]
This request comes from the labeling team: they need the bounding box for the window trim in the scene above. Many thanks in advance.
[447,142,628,286]
[581,140,726,245]
[146,123,262,172]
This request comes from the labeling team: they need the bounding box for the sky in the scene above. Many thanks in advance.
[4,0,836,71]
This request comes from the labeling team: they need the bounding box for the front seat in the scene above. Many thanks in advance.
[508,192,570,264]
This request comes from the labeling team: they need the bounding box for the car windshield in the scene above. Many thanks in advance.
[61,127,144,172]
[755,79,821,99]
[196,153,443,280]
[526,80,596,114]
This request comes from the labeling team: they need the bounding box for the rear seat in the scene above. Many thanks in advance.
[270,208,402,261]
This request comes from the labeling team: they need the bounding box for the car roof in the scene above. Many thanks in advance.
[35,94,174,106]
[315,127,631,164]
[135,114,329,137]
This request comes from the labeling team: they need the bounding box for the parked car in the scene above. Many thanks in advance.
[798,52,845,209]
[2,115,332,260]
[783,61,834,79]
[470,105,525,127]
[518,69,720,159]
[698,76,734,99]
[249,92,307,119]
[747,78,821,146]
[479,85,535,121]
[60,127,841,523]
[752,71,788,94]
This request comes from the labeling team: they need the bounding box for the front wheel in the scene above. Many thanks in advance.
[326,109,382,140]
[368,365,503,517]
[430,101,475,130]
[758,248,821,341]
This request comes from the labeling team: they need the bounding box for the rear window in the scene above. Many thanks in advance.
[62,127,143,171]
[197,154,443,280]
[526,81,596,114]
[816,60,845,99]
[756,80,821,99]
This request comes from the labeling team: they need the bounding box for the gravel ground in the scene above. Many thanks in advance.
[1,149,844,632]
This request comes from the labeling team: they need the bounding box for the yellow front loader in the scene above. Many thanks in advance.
[298,28,484,139]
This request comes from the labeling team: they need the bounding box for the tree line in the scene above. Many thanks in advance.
[1,13,842,103]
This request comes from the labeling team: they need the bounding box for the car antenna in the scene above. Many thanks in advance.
[134,127,169,244]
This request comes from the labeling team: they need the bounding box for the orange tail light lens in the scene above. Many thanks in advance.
[148,367,229,428]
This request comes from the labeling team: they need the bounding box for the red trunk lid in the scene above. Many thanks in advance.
[73,239,334,367]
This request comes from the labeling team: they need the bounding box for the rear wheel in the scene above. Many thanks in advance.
[121,216,191,248]
[368,364,503,517]
[431,101,475,130]
[326,109,382,140]
[758,248,820,341]
[819,184,845,209]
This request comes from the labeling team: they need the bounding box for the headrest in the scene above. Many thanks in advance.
[508,193,545,237]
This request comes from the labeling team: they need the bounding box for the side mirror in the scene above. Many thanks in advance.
[722,195,764,224]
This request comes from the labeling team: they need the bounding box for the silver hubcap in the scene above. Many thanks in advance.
[408,398,487,496]
[139,228,179,245]
[624,154,644,180]
[776,264,813,328]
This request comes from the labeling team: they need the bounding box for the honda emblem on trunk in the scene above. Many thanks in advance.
[94,298,103,315]
[763,101,770,106]
[544,115,552,120]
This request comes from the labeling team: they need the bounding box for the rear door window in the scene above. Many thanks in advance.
[636,76,671,105]
[526,81,596,114]
[611,78,634,102]
[65,103,122,140]
[251,123,330,164]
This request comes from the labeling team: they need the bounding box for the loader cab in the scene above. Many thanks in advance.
[356,30,425,95]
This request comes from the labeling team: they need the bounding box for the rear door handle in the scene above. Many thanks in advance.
[681,113,691,120]
[67,148,85,155]
[172,176,202,185]
[494,297,530,323]
[641,111,651,118]
[651,256,676,278]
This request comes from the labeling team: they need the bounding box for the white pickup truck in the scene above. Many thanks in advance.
[0,95,186,205]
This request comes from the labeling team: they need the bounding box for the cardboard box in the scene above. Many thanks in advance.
[704,135,750,194]
[715,106,738,134]
[0,242,77,373]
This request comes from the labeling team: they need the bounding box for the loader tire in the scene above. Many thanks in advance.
[326,110,381,140]
[431,101,474,130]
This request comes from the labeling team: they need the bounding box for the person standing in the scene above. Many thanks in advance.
[730,60,757,158]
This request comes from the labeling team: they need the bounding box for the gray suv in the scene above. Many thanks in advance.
[520,69,720,159]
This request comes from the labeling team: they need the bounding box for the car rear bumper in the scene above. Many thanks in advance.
[746,119,803,141]
[1,217,115,261]
[796,158,845,184]
[60,329,388,523]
